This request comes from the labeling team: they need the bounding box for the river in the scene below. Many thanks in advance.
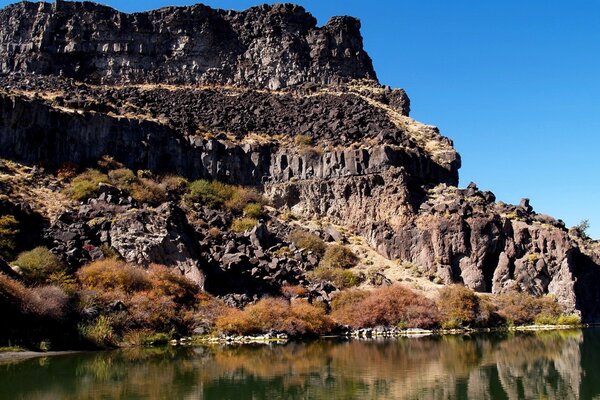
[1,329,599,399]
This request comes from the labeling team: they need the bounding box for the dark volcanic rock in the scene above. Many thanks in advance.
[0,1,376,89]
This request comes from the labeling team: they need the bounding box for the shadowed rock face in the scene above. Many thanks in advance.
[0,1,376,89]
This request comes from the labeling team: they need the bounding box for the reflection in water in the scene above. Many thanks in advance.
[1,329,598,399]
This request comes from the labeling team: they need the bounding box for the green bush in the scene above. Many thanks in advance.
[187,180,234,209]
[321,245,358,269]
[308,266,363,289]
[289,231,326,256]
[557,314,582,326]
[231,218,258,233]
[108,168,136,188]
[0,214,18,260]
[243,203,264,219]
[12,247,67,285]
[78,315,115,348]
[186,179,263,211]
[65,169,109,201]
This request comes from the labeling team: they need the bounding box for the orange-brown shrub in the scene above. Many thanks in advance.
[147,264,199,307]
[215,297,334,336]
[77,259,151,294]
[494,292,563,326]
[437,285,486,328]
[331,285,440,329]
[281,284,308,298]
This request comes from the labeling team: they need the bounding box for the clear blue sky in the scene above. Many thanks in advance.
[2,0,599,238]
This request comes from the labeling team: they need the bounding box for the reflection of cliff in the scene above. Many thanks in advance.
[0,331,593,400]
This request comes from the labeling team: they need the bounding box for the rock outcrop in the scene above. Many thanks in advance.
[0,1,376,89]
[0,2,599,320]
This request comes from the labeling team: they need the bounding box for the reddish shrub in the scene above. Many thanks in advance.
[128,291,181,332]
[331,285,440,329]
[494,292,563,326]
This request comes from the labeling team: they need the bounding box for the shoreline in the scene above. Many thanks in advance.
[0,350,83,363]
[0,324,591,362]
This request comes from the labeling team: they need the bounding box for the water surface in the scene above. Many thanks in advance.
[2,329,600,399]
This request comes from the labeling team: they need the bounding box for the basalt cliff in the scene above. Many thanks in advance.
[0,0,599,332]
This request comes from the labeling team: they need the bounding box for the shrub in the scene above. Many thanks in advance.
[186,179,263,211]
[231,218,257,233]
[108,168,136,188]
[0,274,70,321]
[289,231,326,256]
[331,285,440,329]
[130,179,167,206]
[56,162,78,181]
[77,259,151,294]
[12,247,66,285]
[65,169,109,201]
[557,314,581,325]
[294,134,313,146]
[97,155,124,171]
[494,292,563,326]
[308,266,363,289]
[224,187,263,212]
[243,203,264,219]
[78,315,115,348]
[281,284,307,298]
[148,264,199,307]
[437,285,483,328]
[129,291,180,332]
[215,297,333,336]
[331,289,369,312]
[187,180,235,209]
[0,214,18,260]
[161,175,189,195]
[26,285,70,320]
[321,245,358,269]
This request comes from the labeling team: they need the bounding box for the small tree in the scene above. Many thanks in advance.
[573,219,590,239]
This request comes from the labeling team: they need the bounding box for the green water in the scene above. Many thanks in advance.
[2,329,600,399]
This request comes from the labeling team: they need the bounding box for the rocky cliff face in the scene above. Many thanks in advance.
[0,1,376,89]
[0,1,599,320]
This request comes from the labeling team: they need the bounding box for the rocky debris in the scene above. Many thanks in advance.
[0,2,376,90]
